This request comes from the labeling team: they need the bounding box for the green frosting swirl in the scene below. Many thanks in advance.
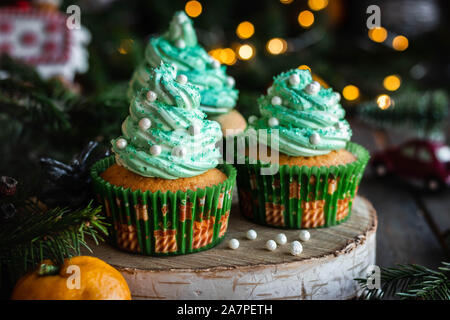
[251,69,352,157]
[113,63,222,179]
[128,11,238,115]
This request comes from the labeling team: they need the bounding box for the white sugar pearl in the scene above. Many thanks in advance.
[139,118,151,131]
[226,76,235,87]
[289,241,303,256]
[266,239,277,251]
[333,92,341,103]
[172,146,187,158]
[275,233,287,245]
[176,74,188,84]
[228,238,240,250]
[271,96,282,106]
[146,90,157,102]
[334,122,344,130]
[246,229,257,240]
[150,145,162,156]
[304,81,321,95]
[289,73,300,86]
[175,39,186,49]
[309,132,321,145]
[299,230,310,242]
[115,138,127,149]
[212,59,220,69]
[268,117,279,127]
[189,123,201,136]
[248,115,258,125]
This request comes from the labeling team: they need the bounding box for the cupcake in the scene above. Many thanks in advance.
[236,68,369,229]
[91,63,236,255]
[128,11,246,137]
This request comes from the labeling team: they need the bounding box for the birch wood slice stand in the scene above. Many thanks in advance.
[88,196,377,300]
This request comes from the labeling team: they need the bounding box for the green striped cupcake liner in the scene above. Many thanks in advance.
[91,156,237,256]
[235,142,369,229]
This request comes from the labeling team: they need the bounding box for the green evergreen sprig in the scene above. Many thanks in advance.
[355,262,450,300]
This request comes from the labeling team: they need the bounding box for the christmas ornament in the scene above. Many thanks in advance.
[0,2,91,82]
[0,176,18,196]
[11,256,131,300]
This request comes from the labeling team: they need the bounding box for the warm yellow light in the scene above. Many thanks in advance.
[383,75,401,91]
[118,38,134,55]
[308,0,328,11]
[312,74,329,89]
[392,35,409,51]
[377,94,392,110]
[236,21,254,39]
[342,85,360,101]
[368,27,387,43]
[266,38,287,55]
[185,0,202,18]
[220,48,236,65]
[298,65,311,73]
[280,0,294,4]
[298,10,315,28]
[237,44,254,60]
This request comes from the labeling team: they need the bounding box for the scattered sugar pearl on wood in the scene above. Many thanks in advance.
[304,81,321,95]
[150,145,162,156]
[299,230,310,242]
[146,90,157,102]
[289,73,300,86]
[116,138,127,149]
[290,241,303,256]
[275,233,287,245]
[228,238,239,250]
[175,39,186,49]
[176,74,188,84]
[248,115,258,124]
[139,118,151,131]
[246,229,257,240]
[268,117,279,127]
[271,96,282,106]
[266,240,277,251]
[309,132,321,145]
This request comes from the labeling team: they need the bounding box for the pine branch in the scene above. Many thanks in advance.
[355,262,450,300]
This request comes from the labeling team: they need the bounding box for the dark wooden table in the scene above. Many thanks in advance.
[350,119,450,269]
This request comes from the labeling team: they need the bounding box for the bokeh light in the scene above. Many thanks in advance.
[342,85,360,101]
[237,44,255,60]
[208,48,236,65]
[308,0,328,11]
[368,27,387,43]
[185,0,202,18]
[392,35,409,51]
[377,94,392,110]
[280,0,294,4]
[118,38,134,55]
[266,38,287,55]
[298,10,315,28]
[236,21,254,39]
[383,75,401,91]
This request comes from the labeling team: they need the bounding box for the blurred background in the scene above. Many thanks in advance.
[0,0,449,270]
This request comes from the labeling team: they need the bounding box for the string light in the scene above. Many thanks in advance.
[342,85,360,101]
[377,94,392,110]
[298,65,311,72]
[280,0,294,4]
[308,0,328,11]
[237,44,255,60]
[383,75,401,91]
[298,10,315,28]
[236,21,255,39]
[185,0,202,18]
[368,27,387,43]
[118,39,134,55]
[392,35,409,51]
[208,48,236,65]
[266,38,287,55]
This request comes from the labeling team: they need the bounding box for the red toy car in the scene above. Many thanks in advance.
[371,139,450,191]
